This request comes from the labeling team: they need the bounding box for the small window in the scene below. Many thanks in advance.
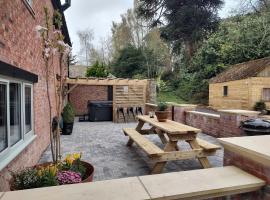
[223,86,228,96]
[262,88,270,101]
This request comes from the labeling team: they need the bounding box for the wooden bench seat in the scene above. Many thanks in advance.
[196,138,221,152]
[123,128,164,157]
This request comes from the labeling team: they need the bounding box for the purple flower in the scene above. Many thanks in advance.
[57,171,82,185]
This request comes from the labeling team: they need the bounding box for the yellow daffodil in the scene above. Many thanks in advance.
[49,165,58,176]
[73,153,81,160]
[65,154,74,165]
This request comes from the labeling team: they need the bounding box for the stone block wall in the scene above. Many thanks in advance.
[146,80,157,104]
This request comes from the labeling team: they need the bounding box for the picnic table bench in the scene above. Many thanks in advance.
[123,115,221,174]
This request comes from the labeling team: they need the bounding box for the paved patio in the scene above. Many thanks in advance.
[39,119,224,182]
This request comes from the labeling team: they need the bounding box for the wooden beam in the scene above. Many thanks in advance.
[67,84,79,94]
[65,78,148,86]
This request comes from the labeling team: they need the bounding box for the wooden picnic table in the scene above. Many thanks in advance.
[123,115,221,174]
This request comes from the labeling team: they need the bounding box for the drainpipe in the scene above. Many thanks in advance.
[61,0,71,11]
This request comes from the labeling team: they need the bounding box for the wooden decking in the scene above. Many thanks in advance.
[1,166,265,200]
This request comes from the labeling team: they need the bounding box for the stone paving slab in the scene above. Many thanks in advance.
[39,119,223,182]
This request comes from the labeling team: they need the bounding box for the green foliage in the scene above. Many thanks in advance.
[69,159,87,179]
[38,166,59,187]
[112,45,147,78]
[12,154,87,190]
[254,101,267,111]
[137,0,224,55]
[85,61,109,78]
[174,10,270,103]
[157,91,186,104]
[157,79,170,93]
[12,168,40,190]
[157,102,168,111]
[62,103,75,123]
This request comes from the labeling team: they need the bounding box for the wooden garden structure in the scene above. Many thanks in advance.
[209,57,270,110]
[66,78,149,122]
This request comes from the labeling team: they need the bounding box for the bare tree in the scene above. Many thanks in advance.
[77,29,94,66]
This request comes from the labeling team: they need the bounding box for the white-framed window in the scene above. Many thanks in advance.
[25,0,32,7]
[0,76,35,170]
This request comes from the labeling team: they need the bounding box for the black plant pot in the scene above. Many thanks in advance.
[62,122,74,135]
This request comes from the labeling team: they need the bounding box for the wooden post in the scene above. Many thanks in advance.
[172,106,175,121]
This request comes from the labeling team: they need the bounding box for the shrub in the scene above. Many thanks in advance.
[62,103,75,123]
[157,102,168,111]
[85,61,108,78]
[254,101,266,111]
[12,168,40,190]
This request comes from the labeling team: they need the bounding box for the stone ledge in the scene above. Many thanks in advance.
[187,111,220,119]
[1,166,265,200]
[218,109,260,116]
[219,136,270,167]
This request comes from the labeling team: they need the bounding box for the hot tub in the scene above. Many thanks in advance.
[87,101,113,122]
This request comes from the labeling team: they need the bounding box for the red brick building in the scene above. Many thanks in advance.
[0,0,71,191]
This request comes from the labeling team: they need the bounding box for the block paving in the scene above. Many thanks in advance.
[39,120,224,181]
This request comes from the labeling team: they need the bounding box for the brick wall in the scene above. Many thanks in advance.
[185,111,220,138]
[69,85,108,115]
[224,150,270,199]
[146,104,260,138]
[0,0,66,191]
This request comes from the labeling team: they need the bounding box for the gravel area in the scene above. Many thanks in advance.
[39,119,224,182]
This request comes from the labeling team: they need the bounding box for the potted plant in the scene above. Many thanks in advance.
[254,101,267,114]
[155,102,170,122]
[62,103,75,135]
[10,153,94,190]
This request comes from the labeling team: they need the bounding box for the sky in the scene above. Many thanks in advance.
[61,0,239,55]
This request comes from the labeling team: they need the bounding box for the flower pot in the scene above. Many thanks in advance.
[34,161,94,182]
[62,122,74,135]
[81,161,94,182]
[10,161,95,190]
[155,111,170,122]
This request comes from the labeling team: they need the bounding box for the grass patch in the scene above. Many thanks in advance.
[157,91,186,104]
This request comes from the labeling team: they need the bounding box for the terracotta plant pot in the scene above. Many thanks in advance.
[34,161,94,182]
[155,111,170,122]
[81,161,94,182]
[10,161,94,190]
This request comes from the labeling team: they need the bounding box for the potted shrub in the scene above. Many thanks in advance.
[155,102,170,122]
[10,153,94,190]
[254,101,267,114]
[62,103,75,135]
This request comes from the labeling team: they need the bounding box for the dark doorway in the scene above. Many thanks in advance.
[108,86,113,101]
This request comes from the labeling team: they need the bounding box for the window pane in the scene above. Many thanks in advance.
[0,84,7,152]
[262,88,270,101]
[24,86,32,134]
[10,83,21,146]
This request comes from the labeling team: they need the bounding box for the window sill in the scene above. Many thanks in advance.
[22,0,35,19]
[0,135,37,171]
